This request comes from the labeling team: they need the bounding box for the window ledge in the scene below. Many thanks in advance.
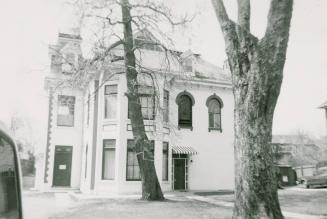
[126,179,141,182]
[208,128,222,133]
[103,119,118,125]
[178,125,193,131]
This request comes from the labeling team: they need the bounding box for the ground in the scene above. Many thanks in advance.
[23,187,327,219]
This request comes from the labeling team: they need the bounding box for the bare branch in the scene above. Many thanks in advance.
[237,0,250,31]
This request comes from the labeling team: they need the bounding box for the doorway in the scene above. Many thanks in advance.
[53,146,72,187]
[173,154,188,190]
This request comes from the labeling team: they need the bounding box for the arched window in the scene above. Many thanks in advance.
[206,94,223,131]
[176,91,194,129]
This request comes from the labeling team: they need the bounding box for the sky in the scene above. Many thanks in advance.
[0,0,326,140]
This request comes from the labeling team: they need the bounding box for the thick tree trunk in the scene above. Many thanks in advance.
[232,64,283,218]
[211,0,293,218]
[121,0,164,200]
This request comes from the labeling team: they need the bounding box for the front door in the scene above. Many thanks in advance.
[173,155,187,190]
[53,146,72,187]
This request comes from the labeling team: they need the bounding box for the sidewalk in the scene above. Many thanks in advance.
[187,195,327,219]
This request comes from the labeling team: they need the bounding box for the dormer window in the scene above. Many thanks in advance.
[182,58,193,72]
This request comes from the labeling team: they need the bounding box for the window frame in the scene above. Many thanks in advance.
[128,73,156,121]
[57,95,75,127]
[104,84,118,120]
[102,139,116,180]
[206,94,224,132]
[176,91,195,130]
[126,139,154,181]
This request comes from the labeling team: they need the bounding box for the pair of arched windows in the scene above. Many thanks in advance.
[176,92,223,131]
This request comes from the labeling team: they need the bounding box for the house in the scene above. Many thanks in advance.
[272,135,320,166]
[36,30,235,194]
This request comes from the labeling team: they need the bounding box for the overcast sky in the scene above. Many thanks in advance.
[0,0,326,139]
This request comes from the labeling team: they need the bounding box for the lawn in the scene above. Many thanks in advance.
[49,198,232,219]
[278,188,327,216]
[23,187,327,219]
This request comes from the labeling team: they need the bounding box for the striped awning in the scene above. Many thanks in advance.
[172,146,198,155]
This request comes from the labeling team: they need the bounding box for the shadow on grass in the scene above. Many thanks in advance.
[195,190,234,196]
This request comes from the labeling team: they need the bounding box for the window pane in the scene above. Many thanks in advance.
[208,99,220,113]
[209,113,214,128]
[162,142,168,180]
[103,149,115,180]
[134,166,140,179]
[104,85,118,119]
[127,152,135,165]
[178,95,192,125]
[127,166,134,179]
[213,113,221,129]
[126,140,141,180]
[57,95,75,126]
[163,90,169,122]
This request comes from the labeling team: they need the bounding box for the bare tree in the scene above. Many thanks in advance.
[211,0,293,218]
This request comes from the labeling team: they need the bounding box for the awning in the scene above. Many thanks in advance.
[172,146,198,155]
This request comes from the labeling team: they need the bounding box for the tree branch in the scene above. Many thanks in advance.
[237,0,250,31]
[263,0,293,47]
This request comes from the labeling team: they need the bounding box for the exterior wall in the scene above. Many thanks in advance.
[82,71,234,194]
[170,83,234,190]
[43,87,84,189]
[41,32,235,194]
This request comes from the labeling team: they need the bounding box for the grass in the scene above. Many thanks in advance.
[49,198,232,219]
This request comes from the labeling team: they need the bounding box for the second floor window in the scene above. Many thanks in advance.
[87,94,90,126]
[128,73,155,120]
[206,95,223,131]
[177,94,193,128]
[163,90,169,122]
[57,95,75,127]
[104,85,118,119]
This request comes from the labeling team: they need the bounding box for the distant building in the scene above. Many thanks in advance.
[36,30,235,194]
[272,135,320,167]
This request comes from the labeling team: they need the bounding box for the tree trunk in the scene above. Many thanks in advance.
[232,58,284,218]
[211,0,293,218]
[120,0,164,200]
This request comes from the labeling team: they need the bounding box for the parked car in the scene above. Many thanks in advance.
[303,170,327,188]
[0,121,23,218]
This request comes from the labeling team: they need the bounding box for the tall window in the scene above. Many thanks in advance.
[104,85,118,119]
[126,140,154,180]
[128,73,155,120]
[102,139,116,180]
[62,53,75,74]
[177,94,193,128]
[207,95,223,131]
[162,142,169,181]
[163,90,169,122]
[84,145,88,179]
[57,95,75,127]
[87,94,90,126]
[51,54,62,72]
